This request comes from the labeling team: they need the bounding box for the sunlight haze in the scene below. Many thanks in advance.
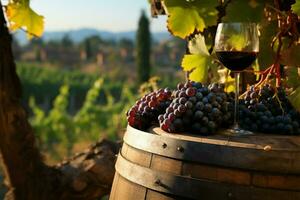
[30,0,168,32]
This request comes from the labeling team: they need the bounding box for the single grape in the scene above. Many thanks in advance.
[161,122,169,131]
[250,99,257,105]
[185,109,194,118]
[177,83,184,90]
[184,81,192,88]
[178,105,187,113]
[250,92,258,99]
[204,104,212,113]
[172,103,179,110]
[174,109,182,117]
[189,96,197,104]
[185,101,193,109]
[216,96,223,104]
[193,82,202,89]
[196,92,203,100]
[201,116,209,125]
[202,97,209,104]
[194,111,204,120]
[207,93,216,103]
[186,87,196,97]
[179,91,187,98]
[179,97,187,104]
[166,107,174,114]
[195,102,204,110]
[173,118,183,130]
[212,108,221,118]
[201,87,209,95]
[158,114,164,122]
[191,123,202,132]
[148,100,157,107]
[182,117,191,126]
[208,121,216,130]
[168,113,176,121]
[212,101,221,109]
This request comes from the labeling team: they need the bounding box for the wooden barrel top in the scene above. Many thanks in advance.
[110,125,300,200]
[153,127,300,152]
[124,125,300,174]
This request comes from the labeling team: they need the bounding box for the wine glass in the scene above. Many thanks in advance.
[214,23,259,134]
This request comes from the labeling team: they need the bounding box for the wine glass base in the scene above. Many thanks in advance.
[225,125,253,136]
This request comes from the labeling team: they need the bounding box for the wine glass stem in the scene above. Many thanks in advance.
[234,72,240,129]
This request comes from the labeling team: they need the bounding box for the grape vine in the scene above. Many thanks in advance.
[150,0,300,111]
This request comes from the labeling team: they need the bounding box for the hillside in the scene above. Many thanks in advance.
[13,28,171,45]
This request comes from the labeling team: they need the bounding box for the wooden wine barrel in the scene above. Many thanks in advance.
[109,125,300,200]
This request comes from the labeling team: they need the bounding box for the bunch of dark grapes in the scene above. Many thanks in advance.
[127,88,172,130]
[158,81,234,135]
[240,84,300,134]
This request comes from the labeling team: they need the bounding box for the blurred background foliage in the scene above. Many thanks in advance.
[21,63,183,164]
[0,9,186,172]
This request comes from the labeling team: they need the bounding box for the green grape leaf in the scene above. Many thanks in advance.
[210,60,221,83]
[227,35,247,51]
[218,68,235,92]
[183,34,217,82]
[223,0,268,22]
[291,0,300,15]
[257,21,277,69]
[182,54,209,82]
[163,0,218,38]
[288,86,300,112]
[188,34,210,55]
[286,67,300,89]
[281,44,300,66]
[6,1,44,38]
[182,54,218,83]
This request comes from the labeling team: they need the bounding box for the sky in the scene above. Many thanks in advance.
[30,0,168,33]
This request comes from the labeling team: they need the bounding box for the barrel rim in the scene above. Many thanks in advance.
[127,125,300,152]
[124,125,300,174]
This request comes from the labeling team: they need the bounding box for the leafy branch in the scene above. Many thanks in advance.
[151,0,300,111]
[3,0,44,38]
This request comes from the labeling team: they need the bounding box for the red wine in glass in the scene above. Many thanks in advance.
[214,23,259,134]
[215,51,258,71]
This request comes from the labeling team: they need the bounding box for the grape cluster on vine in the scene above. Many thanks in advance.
[240,84,300,134]
[126,88,172,130]
[158,81,234,135]
[126,80,300,136]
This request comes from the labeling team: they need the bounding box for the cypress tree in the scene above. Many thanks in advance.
[136,10,151,83]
